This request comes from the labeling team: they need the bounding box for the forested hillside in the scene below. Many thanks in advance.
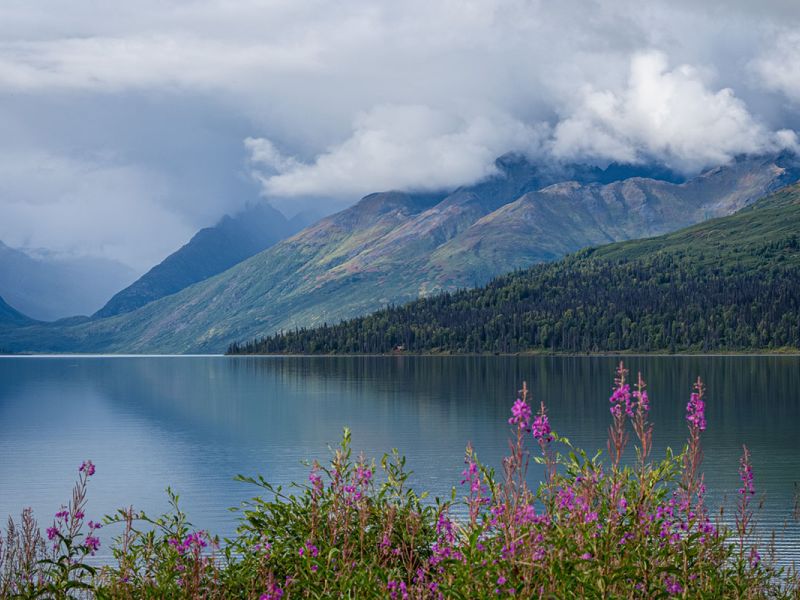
[230,185,800,355]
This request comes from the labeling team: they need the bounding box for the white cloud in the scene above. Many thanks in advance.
[0,0,798,267]
[752,31,800,105]
[0,34,321,92]
[247,105,547,198]
[551,52,793,171]
[248,53,796,199]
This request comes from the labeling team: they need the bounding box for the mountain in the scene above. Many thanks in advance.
[0,153,797,354]
[0,242,136,321]
[0,295,36,327]
[95,202,307,318]
[427,154,797,285]
[231,183,800,355]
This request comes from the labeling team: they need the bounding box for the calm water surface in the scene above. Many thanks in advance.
[0,356,798,562]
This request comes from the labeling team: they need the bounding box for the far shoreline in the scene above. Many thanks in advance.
[2,350,799,358]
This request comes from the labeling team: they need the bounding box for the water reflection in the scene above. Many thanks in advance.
[0,355,797,560]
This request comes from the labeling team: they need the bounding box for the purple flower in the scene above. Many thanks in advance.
[84,534,101,555]
[171,531,208,554]
[436,513,456,544]
[580,552,593,560]
[532,413,552,442]
[300,541,319,558]
[79,460,96,476]
[387,580,409,600]
[356,465,373,485]
[749,548,761,568]
[634,389,649,415]
[508,398,532,430]
[664,576,683,595]
[497,576,507,585]
[46,526,58,541]
[308,469,323,496]
[461,459,482,492]
[686,391,706,432]
[260,584,284,600]
[609,383,633,418]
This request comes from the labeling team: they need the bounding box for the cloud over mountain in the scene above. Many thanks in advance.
[0,0,799,266]
[551,52,796,171]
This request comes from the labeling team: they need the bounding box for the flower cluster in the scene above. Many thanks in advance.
[686,389,706,432]
[609,382,633,418]
[508,398,532,431]
[169,531,209,555]
[531,411,552,443]
[259,583,284,600]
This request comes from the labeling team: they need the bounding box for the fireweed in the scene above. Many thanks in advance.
[1,363,798,598]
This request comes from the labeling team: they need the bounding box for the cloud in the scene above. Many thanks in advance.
[247,105,547,199]
[0,151,194,271]
[752,31,800,105]
[249,53,795,199]
[0,0,799,267]
[0,34,321,92]
[551,51,795,171]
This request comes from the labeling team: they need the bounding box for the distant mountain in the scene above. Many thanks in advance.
[1,152,797,353]
[0,242,136,321]
[95,202,307,318]
[232,183,800,355]
[0,295,35,327]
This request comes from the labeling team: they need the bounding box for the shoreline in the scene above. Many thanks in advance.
[1,350,799,358]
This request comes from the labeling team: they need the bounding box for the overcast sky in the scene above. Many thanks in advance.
[1,0,799,272]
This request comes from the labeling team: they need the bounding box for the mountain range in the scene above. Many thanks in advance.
[0,242,136,321]
[0,152,798,354]
[233,183,800,354]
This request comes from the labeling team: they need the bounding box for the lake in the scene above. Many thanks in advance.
[0,355,798,562]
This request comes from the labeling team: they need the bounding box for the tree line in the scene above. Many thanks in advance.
[228,253,800,355]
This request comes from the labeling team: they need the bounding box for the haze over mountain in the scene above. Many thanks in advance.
[95,202,310,318]
[0,152,797,354]
[0,242,136,321]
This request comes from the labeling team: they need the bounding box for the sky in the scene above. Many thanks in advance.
[1,0,800,273]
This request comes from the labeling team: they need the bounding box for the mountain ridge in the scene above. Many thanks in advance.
[95,202,307,318]
[0,153,797,354]
[230,183,800,355]
[0,242,136,321]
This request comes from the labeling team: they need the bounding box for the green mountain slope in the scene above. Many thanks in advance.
[95,202,305,318]
[428,156,793,285]
[0,154,797,354]
[231,184,800,355]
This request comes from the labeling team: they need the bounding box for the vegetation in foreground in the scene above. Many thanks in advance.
[1,363,798,598]
[230,185,800,356]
